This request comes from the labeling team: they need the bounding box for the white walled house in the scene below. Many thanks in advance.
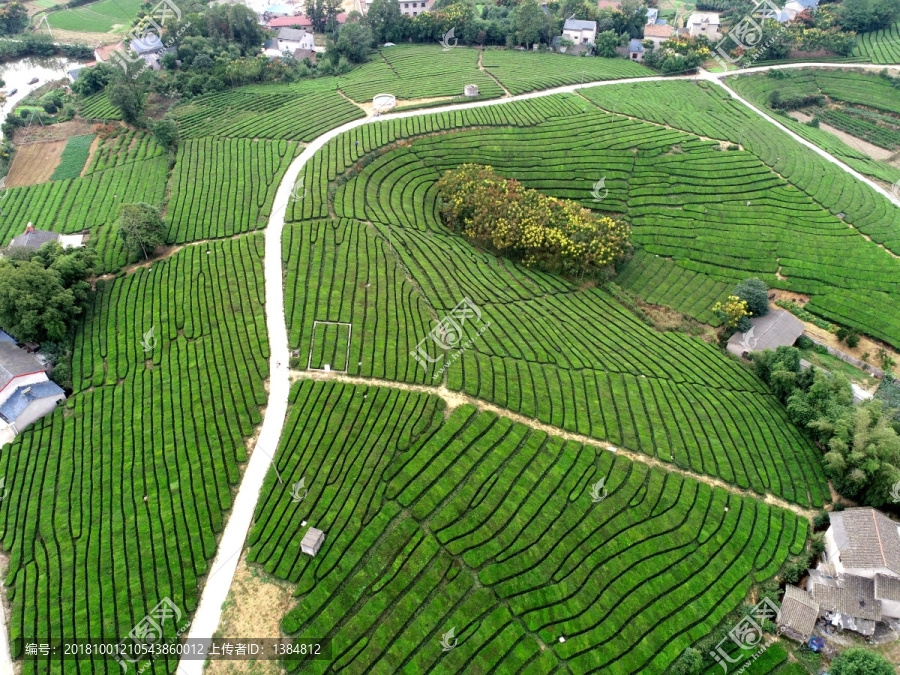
[5,223,85,254]
[562,19,597,45]
[803,508,900,635]
[686,12,721,40]
[0,339,65,447]
[276,27,314,53]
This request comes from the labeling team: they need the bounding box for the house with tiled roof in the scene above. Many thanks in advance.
[6,223,85,254]
[798,508,900,637]
[777,585,819,641]
[825,508,900,578]
[644,22,674,48]
[563,18,598,45]
[0,340,64,448]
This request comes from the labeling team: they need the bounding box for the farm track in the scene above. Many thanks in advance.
[168,59,900,675]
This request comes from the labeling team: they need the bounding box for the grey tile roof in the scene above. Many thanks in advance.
[629,39,644,52]
[7,228,59,251]
[0,331,14,343]
[875,573,900,602]
[277,27,310,41]
[778,585,819,640]
[810,573,881,621]
[564,19,597,31]
[728,308,805,354]
[830,508,900,575]
[0,343,45,392]
[0,380,63,424]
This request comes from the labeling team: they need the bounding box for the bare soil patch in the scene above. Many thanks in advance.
[32,24,120,44]
[788,110,894,161]
[207,552,293,675]
[12,119,96,144]
[5,139,66,186]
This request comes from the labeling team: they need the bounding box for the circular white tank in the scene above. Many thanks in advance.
[372,93,396,111]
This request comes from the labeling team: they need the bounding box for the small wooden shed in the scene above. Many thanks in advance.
[464,84,479,97]
[301,527,325,556]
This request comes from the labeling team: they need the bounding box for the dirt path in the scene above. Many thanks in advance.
[478,50,511,97]
[293,370,819,522]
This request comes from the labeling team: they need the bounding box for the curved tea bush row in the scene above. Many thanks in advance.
[167,138,300,243]
[854,22,900,63]
[79,89,123,121]
[282,219,437,383]
[615,249,731,324]
[85,130,164,174]
[287,93,586,225]
[248,380,808,674]
[0,236,268,674]
[169,81,365,141]
[481,49,653,95]
[0,156,168,272]
[328,105,900,346]
[582,79,900,249]
[338,45,504,102]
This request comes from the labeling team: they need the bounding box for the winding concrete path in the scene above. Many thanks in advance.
[176,58,898,674]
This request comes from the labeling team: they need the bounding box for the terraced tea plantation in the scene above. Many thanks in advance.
[169,80,365,141]
[338,45,505,101]
[288,96,836,506]
[249,380,808,674]
[0,151,168,271]
[0,236,269,671]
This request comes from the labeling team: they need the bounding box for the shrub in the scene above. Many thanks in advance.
[796,335,813,349]
[735,278,769,317]
[713,295,751,329]
[435,164,632,278]
[837,326,850,342]
[846,331,860,349]
[831,648,894,675]
[813,510,830,530]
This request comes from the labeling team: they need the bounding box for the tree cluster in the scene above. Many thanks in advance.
[0,2,27,36]
[436,164,632,278]
[753,345,900,507]
[0,242,94,343]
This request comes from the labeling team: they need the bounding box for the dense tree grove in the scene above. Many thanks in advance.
[0,243,94,343]
[436,164,632,278]
[753,346,900,507]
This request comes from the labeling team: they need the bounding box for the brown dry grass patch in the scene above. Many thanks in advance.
[5,140,67,187]
[206,552,295,675]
